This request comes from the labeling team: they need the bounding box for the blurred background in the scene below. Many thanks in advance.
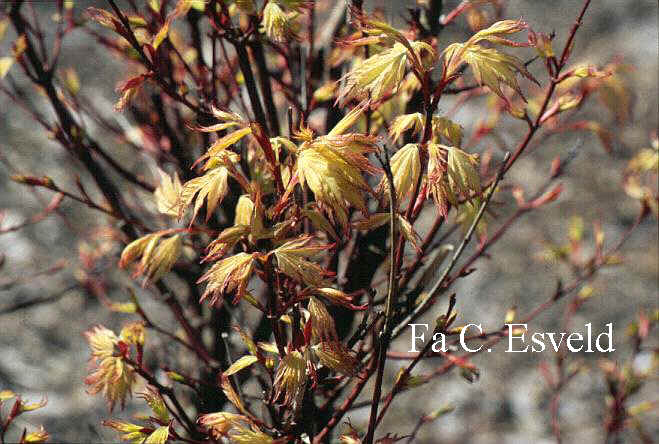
[0,1,656,442]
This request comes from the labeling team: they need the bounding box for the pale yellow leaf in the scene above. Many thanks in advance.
[224,355,259,376]
[0,57,13,79]
[144,426,169,444]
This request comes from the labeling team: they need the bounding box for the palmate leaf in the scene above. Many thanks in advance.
[337,43,407,105]
[461,45,533,100]
[337,40,434,106]
[446,145,481,194]
[273,237,332,288]
[427,143,481,215]
[444,19,536,102]
[119,233,182,285]
[388,113,424,142]
[177,167,229,222]
[198,252,257,305]
[153,169,182,217]
[194,127,249,171]
[295,135,378,228]
[468,19,529,45]
[144,426,169,444]
[260,0,299,43]
[432,116,464,147]
[378,143,421,204]
[273,350,307,407]
[204,225,250,261]
[308,297,338,342]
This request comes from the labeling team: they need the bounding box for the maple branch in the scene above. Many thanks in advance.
[504,0,592,172]
[364,149,398,444]
[391,152,510,340]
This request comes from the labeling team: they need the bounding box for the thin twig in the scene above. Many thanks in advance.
[0,285,78,316]
[364,149,398,444]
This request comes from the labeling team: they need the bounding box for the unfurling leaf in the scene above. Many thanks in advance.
[151,0,195,49]
[422,405,455,422]
[143,235,182,284]
[459,45,533,100]
[352,213,420,251]
[18,397,47,413]
[313,81,337,103]
[194,127,249,171]
[468,19,529,46]
[388,113,424,142]
[220,374,250,417]
[154,169,182,217]
[313,341,359,376]
[234,194,254,226]
[86,7,122,32]
[444,20,536,102]
[257,342,279,355]
[301,208,340,241]
[84,325,136,411]
[119,233,182,285]
[379,143,421,203]
[337,41,433,105]
[328,102,368,137]
[273,350,306,407]
[397,214,422,253]
[260,1,299,43]
[144,426,169,444]
[140,386,169,423]
[528,29,554,58]
[0,390,16,401]
[178,167,229,222]
[296,136,377,227]
[224,355,259,376]
[21,426,49,443]
[427,144,481,215]
[568,216,584,243]
[338,44,406,105]
[432,117,463,147]
[228,425,274,444]
[338,421,361,443]
[63,67,81,94]
[352,213,390,231]
[234,325,259,356]
[394,367,427,391]
[446,146,480,195]
[273,237,332,287]
[205,225,250,261]
[308,297,338,342]
[198,411,248,437]
[119,233,160,269]
[114,73,152,112]
[198,252,257,305]
[0,57,13,79]
[120,322,145,346]
[103,420,147,443]
[313,287,355,306]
